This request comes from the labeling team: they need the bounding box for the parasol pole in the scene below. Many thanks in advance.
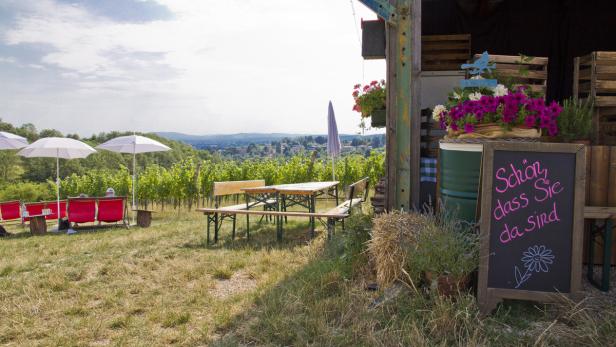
[56,149,61,229]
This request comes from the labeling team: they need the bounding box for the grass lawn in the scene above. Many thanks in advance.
[2,209,616,346]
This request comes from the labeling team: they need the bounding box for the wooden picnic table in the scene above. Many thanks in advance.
[241,181,340,237]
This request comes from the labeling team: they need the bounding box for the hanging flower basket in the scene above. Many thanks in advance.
[352,80,386,130]
[371,109,386,128]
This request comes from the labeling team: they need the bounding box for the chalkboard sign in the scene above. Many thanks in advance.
[478,142,585,315]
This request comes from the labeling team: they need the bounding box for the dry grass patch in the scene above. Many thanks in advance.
[0,210,322,345]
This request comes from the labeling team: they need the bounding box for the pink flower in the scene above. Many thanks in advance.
[464,123,474,133]
[353,84,361,89]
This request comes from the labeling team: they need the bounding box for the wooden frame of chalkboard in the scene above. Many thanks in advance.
[478,142,585,315]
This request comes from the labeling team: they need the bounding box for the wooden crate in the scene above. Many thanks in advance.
[474,54,549,96]
[584,145,616,265]
[573,51,616,145]
[422,34,471,71]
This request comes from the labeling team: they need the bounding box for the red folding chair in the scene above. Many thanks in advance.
[0,201,22,225]
[0,200,21,220]
[23,202,45,223]
[68,198,97,225]
[97,197,128,227]
[46,200,67,221]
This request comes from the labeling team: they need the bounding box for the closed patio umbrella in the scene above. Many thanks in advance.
[18,137,97,231]
[96,135,171,212]
[0,131,28,149]
[327,101,341,180]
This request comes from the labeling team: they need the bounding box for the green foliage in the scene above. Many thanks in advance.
[0,181,55,202]
[557,97,594,142]
[407,216,479,278]
[15,153,383,208]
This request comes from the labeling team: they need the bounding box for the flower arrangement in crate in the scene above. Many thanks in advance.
[432,77,563,139]
[352,80,386,129]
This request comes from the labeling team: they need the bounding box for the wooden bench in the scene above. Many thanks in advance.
[323,177,369,238]
[197,177,370,242]
[585,206,616,291]
[203,180,277,244]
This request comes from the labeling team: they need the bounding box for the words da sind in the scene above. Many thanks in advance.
[492,159,564,244]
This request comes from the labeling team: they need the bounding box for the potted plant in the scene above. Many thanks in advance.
[432,80,563,139]
[352,80,386,128]
[557,97,593,144]
[408,218,479,296]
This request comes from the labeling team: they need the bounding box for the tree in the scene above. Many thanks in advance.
[314,136,327,145]
[371,136,382,148]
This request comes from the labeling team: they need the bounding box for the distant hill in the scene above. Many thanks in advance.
[156,132,384,149]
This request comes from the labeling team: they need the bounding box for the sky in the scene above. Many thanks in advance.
[0,0,386,136]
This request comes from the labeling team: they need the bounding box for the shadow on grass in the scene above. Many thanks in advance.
[180,219,322,252]
[207,235,616,347]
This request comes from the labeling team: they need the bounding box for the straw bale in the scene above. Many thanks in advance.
[368,211,430,288]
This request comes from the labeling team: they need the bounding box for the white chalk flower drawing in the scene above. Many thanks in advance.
[514,245,555,289]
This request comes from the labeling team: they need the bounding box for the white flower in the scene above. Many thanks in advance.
[432,105,447,120]
[469,92,482,101]
[471,75,484,80]
[453,91,462,100]
[492,84,509,97]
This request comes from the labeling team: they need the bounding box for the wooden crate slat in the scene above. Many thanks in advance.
[595,96,616,107]
[423,52,471,61]
[420,34,470,71]
[596,60,616,66]
[596,80,616,93]
[596,52,616,60]
[422,62,465,71]
[578,67,592,80]
[423,42,470,51]
[578,53,594,66]
[422,34,471,42]
[477,54,548,65]
[495,69,547,80]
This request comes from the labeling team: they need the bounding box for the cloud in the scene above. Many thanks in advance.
[0,0,384,136]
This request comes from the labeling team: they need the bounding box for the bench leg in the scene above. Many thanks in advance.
[276,215,283,241]
[232,216,236,240]
[206,215,210,245]
[214,213,219,243]
[327,218,335,240]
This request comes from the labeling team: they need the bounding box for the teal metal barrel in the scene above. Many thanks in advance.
[439,142,483,223]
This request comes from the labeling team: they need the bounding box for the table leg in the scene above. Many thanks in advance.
[310,194,316,238]
[282,195,287,224]
[335,185,339,206]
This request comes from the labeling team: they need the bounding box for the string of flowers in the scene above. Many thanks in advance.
[432,78,562,136]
